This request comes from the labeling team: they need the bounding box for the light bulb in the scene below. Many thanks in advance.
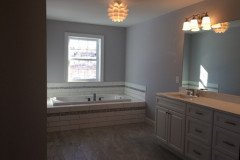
[182,21,191,31]
[190,19,199,29]
[190,18,199,32]
[201,16,211,30]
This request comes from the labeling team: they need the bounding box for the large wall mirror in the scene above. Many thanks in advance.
[182,20,240,96]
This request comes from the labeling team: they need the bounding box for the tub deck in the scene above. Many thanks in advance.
[47,99,146,132]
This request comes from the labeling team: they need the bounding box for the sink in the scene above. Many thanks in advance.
[180,94,198,99]
[166,93,199,100]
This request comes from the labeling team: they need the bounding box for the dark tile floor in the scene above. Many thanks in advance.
[47,123,182,160]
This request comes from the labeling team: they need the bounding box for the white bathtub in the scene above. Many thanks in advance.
[49,94,131,106]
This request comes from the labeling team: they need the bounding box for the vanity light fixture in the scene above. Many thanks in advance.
[182,12,211,32]
[108,0,128,22]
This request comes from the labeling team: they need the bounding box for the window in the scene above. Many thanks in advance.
[65,33,104,82]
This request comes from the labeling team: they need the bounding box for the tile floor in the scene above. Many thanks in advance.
[47,123,182,160]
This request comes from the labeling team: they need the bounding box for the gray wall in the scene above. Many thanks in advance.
[47,20,126,82]
[125,0,240,120]
[186,26,240,96]
[3,0,46,159]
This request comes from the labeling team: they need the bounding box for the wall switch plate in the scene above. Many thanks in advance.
[176,76,179,84]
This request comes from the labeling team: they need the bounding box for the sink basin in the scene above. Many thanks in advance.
[166,93,199,100]
[180,94,198,99]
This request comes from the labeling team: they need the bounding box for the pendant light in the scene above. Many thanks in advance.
[108,0,128,22]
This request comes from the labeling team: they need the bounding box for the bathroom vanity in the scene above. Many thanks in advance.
[155,92,240,160]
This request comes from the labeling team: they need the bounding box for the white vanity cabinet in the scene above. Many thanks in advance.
[155,94,240,160]
[155,96,186,154]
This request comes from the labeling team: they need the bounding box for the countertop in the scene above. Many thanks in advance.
[156,92,240,116]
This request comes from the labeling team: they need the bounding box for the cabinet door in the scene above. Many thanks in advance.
[168,110,185,153]
[156,107,168,144]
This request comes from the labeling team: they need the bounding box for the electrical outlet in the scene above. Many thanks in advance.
[176,76,179,84]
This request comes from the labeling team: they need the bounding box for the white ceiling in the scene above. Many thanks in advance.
[47,0,204,27]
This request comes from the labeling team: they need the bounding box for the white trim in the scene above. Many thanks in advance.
[64,32,104,83]
[100,36,104,82]
[125,82,146,91]
[64,33,68,82]
[182,80,219,92]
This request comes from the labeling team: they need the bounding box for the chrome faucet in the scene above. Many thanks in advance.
[186,89,195,96]
[93,93,96,101]
[186,89,199,97]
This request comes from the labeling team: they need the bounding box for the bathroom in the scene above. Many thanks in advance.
[3,0,240,159]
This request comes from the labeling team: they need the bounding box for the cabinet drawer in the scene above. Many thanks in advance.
[212,150,236,160]
[187,103,213,122]
[214,112,240,134]
[186,116,212,145]
[156,96,186,114]
[213,126,240,159]
[185,137,211,160]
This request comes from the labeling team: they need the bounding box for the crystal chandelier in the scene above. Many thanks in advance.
[108,0,128,22]
[212,22,230,33]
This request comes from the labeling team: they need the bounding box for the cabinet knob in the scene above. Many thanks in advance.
[166,112,171,115]
[195,112,203,115]
[193,149,201,155]
[223,141,235,147]
[224,121,236,126]
[194,129,202,133]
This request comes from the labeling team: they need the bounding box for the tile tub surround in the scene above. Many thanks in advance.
[47,101,146,132]
[124,82,146,101]
[47,82,125,97]
[47,81,146,101]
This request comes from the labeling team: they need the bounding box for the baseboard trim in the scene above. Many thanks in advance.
[145,117,155,127]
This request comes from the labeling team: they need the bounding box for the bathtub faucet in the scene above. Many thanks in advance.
[93,93,96,101]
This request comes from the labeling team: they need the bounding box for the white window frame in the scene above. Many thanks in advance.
[65,32,104,82]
